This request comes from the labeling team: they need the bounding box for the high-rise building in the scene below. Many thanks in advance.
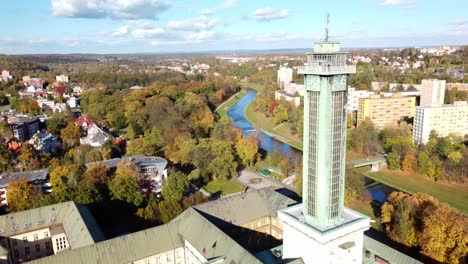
[277,66,293,89]
[279,36,370,263]
[420,79,446,106]
[413,101,468,144]
[357,94,416,130]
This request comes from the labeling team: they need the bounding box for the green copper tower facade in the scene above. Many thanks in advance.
[298,41,356,226]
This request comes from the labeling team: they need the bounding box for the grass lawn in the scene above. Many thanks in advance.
[362,168,468,213]
[240,83,265,91]
[245,100,303,150]
[204,179,245,196]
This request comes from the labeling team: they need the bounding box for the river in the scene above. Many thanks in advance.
[227,89,300,157]
[227,89,395,203]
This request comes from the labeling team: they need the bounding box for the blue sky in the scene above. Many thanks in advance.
[0,0,466,54]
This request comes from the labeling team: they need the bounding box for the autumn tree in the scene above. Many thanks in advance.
[0,143,14,173]
[0,121,12,143]
[50,164,83,202]
[108,161,143,206]
[182,192,208,209]
[60,123,81,148]
[235,135,259,167]
[158,199,183,223]
[75,164,110,204]
[6,177,37,212]
[18,144,47,171]
[387,151,400,170]
[125,138,155,156]
[401,152,417,172]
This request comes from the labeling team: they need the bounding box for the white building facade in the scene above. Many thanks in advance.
[277,67,293,89]
[420,79,446,106]
[346,88,374,112]
[413,101,468,144]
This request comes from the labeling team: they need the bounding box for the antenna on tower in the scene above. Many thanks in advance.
[325,13,330,41]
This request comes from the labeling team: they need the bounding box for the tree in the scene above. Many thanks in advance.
[0,144,14,173]
[235,135,259,167]
[278,156,294,176]
[273,104,289,124]
[75,164,110,204]
[158,199,183,223]
[401,153,417,172]
[182,192,208,209]
[46,116,68,136]
[108,161,144,206]
[387,151,400,170]
[102,137,123,160]
[126,138,155,156]
[60,123,81,148]
[6,177,37,212]
[136,204,154,221]
[348,118,381,156]
[50,164,82,202]
[0,121,12,143]
[161,170,189,201]
[18,144,47,171]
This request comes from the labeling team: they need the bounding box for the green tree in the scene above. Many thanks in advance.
[75,164,110,204]
[161,170,189,201]
[136,204,154,221]
[108,161,143,206]
[387,151,401,170]
[50,164,82,202]
[46,116,68,136]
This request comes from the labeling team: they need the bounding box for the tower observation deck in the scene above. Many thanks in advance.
[299,40,356,226]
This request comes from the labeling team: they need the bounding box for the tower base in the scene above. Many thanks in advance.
[278,204,370,264]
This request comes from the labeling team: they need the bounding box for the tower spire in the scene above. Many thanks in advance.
[324,13,330,42]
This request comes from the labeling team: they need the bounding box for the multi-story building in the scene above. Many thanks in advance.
[0,201,104,264]
[86,155,168,194]
[357,94,416,130]
[277,66,293,89]
[347,87,375,112]
[413,101,468,144]
[2,114,40,142]
[29,78,44,89]
[446,82,468,91]
[55,75,68,83]
[420,79,446,106]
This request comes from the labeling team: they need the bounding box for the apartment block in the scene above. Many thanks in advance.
[357,94,416,130]
[413,101,468,144]
[277,67,293,89]
[420,79,446,106]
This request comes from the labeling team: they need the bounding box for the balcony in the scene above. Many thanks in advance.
[298,65,356,75]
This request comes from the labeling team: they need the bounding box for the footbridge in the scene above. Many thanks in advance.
[350,156,387,171]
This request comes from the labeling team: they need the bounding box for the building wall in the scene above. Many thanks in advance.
[357,95,416,130]
[51,233,68,254]
[240,216,283,240]
[3,227,55,264]
[413,102,468,144]
[420,79,446,106]
[281,221,365,264]
[277,67,293,89]
[132,247,184,264]
[347,88,374,112]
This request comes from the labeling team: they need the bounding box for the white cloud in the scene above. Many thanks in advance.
[51,0,106,18]
[112,0,170,19]
[202,0,236,15]
[51,0,170,20]
[449,19,467,36]
[255,32,302,42]
[132,27,166,38]
[186,31,217,42]
[111,25,130,37]
[379,0,416,8]
[167,16,220,31]
[252,7,290,22]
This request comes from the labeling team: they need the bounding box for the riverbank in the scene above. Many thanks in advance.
[241,83,303,150]
[359,167,468,213]
[215,89,246,118]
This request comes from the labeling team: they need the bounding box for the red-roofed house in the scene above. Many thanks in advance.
[75,117,94,129]
[52,85,68,96]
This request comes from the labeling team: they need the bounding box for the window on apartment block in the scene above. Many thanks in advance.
[25,246,30,255]
[14,249,19,258]
[34,234,39,240]
[23,237,28,244]
[44,231,49,237]
[35,244,40,253]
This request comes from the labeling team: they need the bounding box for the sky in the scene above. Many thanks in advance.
[0,0,467,54]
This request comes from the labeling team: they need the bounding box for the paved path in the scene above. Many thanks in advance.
[214,91,240,113]
[237,169,295,191]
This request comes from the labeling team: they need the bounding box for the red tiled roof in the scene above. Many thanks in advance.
[53,85,67,95]
[75,117,94,127]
